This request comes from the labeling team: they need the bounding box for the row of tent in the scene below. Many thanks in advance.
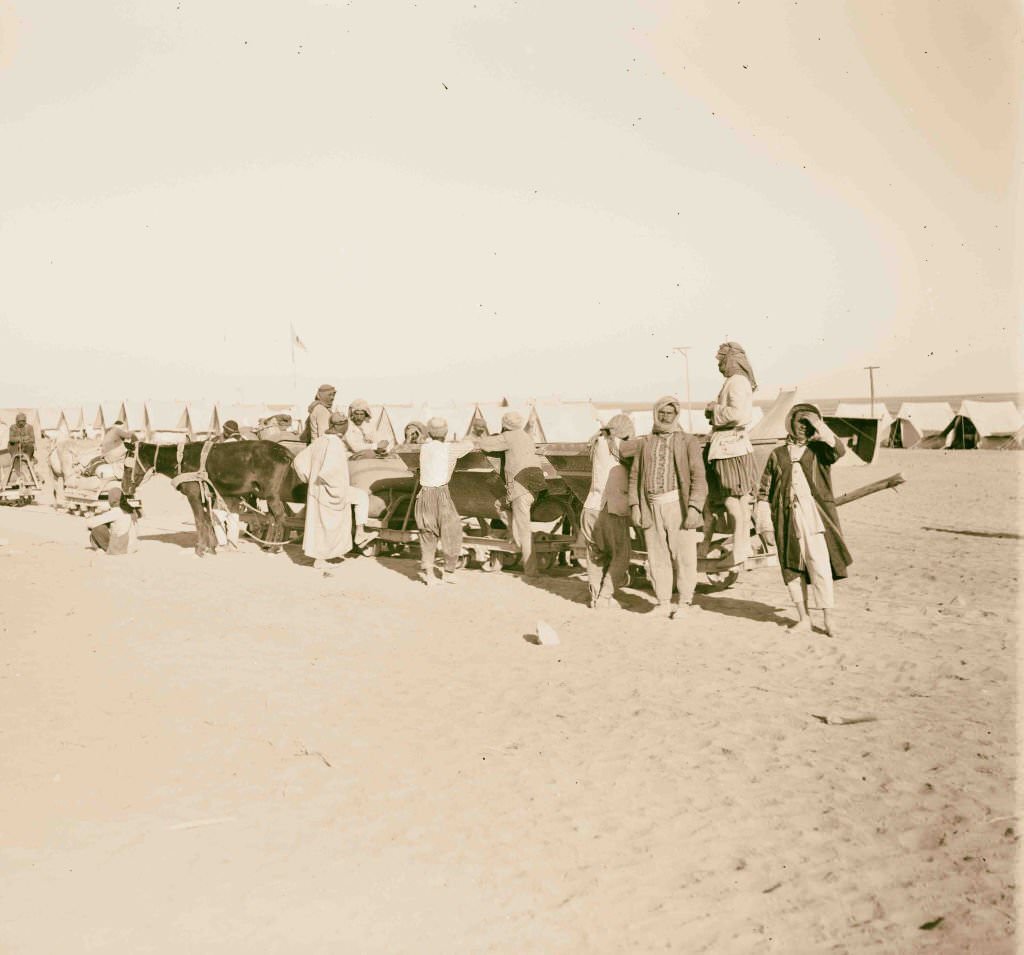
[830,400,1024,450]
[1,397,1021,449]
[0,398,673,444]
[0,401,302,444]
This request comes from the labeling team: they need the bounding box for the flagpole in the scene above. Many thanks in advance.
[289,322,297,406]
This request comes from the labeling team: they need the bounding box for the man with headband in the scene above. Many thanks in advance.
[628,396,707,620]
[343,398,390,455]
[293,411,353,572]
[581,413,635,609]
[414,417,475,585]
[302,384,336,444]
[704,341,759,567]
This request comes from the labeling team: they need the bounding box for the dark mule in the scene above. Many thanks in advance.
[121,440,303,556]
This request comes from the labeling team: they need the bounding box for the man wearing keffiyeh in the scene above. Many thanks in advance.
[303,384,336,443]
[580,413,635,609]
[627,396,707,620]
[704,341,759,567]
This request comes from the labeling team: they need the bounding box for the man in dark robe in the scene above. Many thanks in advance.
[7,413,35,459]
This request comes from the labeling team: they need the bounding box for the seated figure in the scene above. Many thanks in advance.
[7,413,35,459]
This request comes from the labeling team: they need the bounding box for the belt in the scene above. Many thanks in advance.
[648,490,680,504]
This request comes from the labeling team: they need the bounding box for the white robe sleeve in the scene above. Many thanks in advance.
[293,443,314,482]
[316,437,350,492]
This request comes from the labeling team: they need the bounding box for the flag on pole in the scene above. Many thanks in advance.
[292,329,308,352]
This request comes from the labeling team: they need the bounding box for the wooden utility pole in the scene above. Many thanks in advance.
[673,346,693,430]
[864,365,880,416]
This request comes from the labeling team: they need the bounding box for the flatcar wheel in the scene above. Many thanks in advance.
[455,553,469,570]
[534,534,556,574]
[481,554,503,573]
[496,550,520,569]
[628,563,648,585]
[705,569,740,590]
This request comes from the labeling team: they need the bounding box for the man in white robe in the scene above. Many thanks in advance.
[343,398,390,454]
[293,412,352,570]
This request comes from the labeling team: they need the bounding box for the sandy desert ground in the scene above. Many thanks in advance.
[0,447,1018,953]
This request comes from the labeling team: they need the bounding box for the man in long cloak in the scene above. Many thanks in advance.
[293,412,352,571]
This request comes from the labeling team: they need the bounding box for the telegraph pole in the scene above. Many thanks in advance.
[864,365,880,416]
[673,346,693,430]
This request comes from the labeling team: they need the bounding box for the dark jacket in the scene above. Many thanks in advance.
[627,430,707,528]
[758,439,851,580]
[8,423,35,456]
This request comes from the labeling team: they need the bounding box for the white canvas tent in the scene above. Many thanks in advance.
[435,401,478,440]
[144,400,189,442]
[362,403,387,440]
[59,406,86,436]
[939,400,1023,449]
[888,402,954,449]
[748,389,799,442]
[121,401,147,433]
[531,400,603,442]
[93,401,126,433]
[36,406,65,437]
[378,404,427,445]
[468,401,506,437]
[184,400,219,438]
[834,402,893,445]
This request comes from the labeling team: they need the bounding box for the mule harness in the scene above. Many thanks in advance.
[160,440,235,548]
[131,440,286,548]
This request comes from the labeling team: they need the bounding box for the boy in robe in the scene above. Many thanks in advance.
[756,403,851,637]
[581,414,635,609]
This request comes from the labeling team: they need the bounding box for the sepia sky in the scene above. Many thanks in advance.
[1,0,1020,407]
